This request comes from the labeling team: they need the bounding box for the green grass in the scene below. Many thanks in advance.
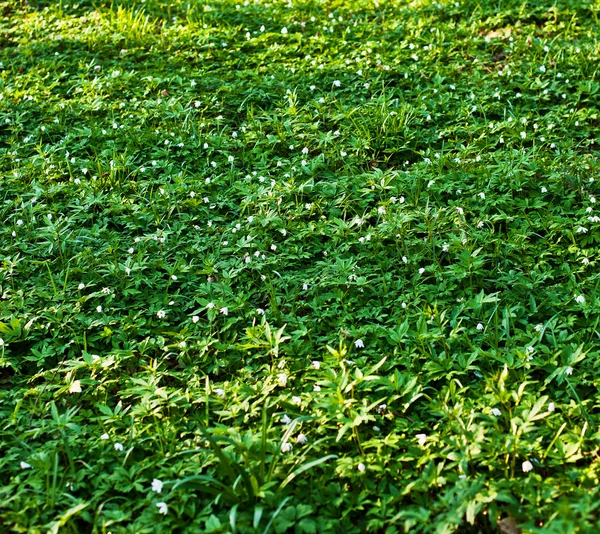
[1,0,600,531]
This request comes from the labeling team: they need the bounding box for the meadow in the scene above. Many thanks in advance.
[1,0,600,531]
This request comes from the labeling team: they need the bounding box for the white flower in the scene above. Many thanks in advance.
[281,414,292,424]
[575,295,585,304]
[20,461,32,469]
[292,396,302,405]
[491,408,502,417]
[478,192,485,200]
[281,27,288,34]
[576,226,588,233]
[100,433,109,440]
[156,502,168,515]
[281,442,293,453]
[0,338,4,347]
[378,206,386,215]
[520,131,526,139]
[354,339,364,348]
[313,385,321,392]
[416,433,427,446]
[277,373,288,387]
[539,65,546,73]
[522,460,533,473]
[535,324,543,332]
[418,268,425,275]
[219,307,228,315]
[548,402,555,412]
[256,308,265,315]
[192,315,200,323]
[114,443,124,451]
[228,155,234,163]
[157,310,166,319]
[312,360,321,369]
[541,187,547,193]
[476,323,484,331]
[565,366,573,375]
[296,434,308,444]
[303,283,309,290]
[207,302,215,309]
[333,80,341,87]
[151,479,163,493]
[69,380,82,393]
[214,388,225,398]
[96,305,103,313]
[456,207,464,215]
[357,462,366,472]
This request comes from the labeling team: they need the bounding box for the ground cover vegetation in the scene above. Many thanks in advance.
[0,0,599,531]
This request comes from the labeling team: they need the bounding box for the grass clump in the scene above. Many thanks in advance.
[1,0,600,532]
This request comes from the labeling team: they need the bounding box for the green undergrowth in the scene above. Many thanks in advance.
[1,0,600,532]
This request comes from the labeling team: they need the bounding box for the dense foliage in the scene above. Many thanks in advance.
[1,0,600,531]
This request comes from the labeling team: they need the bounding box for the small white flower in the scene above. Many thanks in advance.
[491,408,502,417]
[478,192,485,200]
[157,310,166,319]
[151,479,163,493]
[100,433,109,440]
[296,434,308,444]
[292,396,302,405]
[192,315,200,323]
[20,461,32,469]
[219,307,228,315]
[96,305,103,313]
[281,414,292,424]
[575,295,585,304]
[303,283,309,290]
[576,226,588,233]
[207,302,215,309]
[281,27,288,35]
[69,380,82,393]
[476,323,484,331]
[357,462,366,472]
[456,207,464,215]
[312,360,320,369]
[520,131,526,139]
[228,155,234,163]
[114,443,124,451]
[582,258,590,265]
[548,402,555,412]
[214,388,225,398]
[378,206,386,215]
[535,324,543,332]
[256,308,265,315]
[419,268,425,275]
[541,187,547,193]
[0,338,4,347]
[354,339,364,348]
[277,373,288,387]
[156,502,168,515]
[416,433,427,446]
[281,442,293,453]
[522,460,533,473]
[313,385,321,392]
[565,366,573,375]
[333,80,341,87]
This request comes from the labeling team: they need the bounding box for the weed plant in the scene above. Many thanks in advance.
[1,0,600,532]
